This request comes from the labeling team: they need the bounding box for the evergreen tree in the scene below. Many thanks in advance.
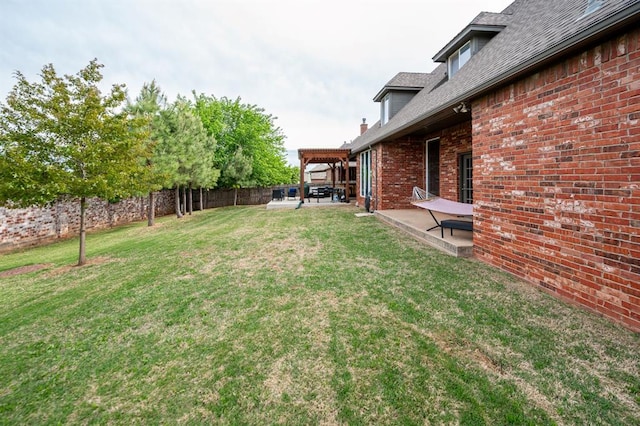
[127,80,167,226]
[154,97,218,217]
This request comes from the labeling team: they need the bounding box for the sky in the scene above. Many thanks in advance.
[0,0,514,151]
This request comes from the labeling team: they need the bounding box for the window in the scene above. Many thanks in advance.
[448,41,471,78]
[360,150,371,197]
[381,94,390,125]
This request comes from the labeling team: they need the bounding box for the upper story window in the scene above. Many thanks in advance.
[433,17,508,81]
[381,94,390,125]
[448,41,471,78]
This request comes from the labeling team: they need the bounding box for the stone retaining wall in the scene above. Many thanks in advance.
[0,190,175,253]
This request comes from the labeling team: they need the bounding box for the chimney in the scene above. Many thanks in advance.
[360,118,368,135]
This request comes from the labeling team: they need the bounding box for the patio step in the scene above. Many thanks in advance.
[374,210,474,258]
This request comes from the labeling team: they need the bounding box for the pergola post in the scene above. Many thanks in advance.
[299,157,307,203]
[344,156,350,201]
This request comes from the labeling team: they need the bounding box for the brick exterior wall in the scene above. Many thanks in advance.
[375,138,425,210]
[0,190,175,253]
[355,122,473,211]
[473,28,640,330]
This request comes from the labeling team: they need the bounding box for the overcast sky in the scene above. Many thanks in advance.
[0,0,513,150]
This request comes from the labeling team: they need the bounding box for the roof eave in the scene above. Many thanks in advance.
[372,86,424,102]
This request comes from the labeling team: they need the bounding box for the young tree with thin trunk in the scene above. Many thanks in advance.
[223,147,253,206]
[0,60,150,265]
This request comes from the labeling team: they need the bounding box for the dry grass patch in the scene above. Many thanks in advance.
[0,263,53,278]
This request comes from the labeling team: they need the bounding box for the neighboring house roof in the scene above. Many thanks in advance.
[309,161,357,173]
[308,164,328,173]
[350,0,640,154]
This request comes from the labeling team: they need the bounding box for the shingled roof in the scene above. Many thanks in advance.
[350,0,640,154]
[372,72,438,102]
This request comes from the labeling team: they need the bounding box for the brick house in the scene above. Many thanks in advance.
[348,0,640,331]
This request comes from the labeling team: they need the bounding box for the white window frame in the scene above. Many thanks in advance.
[360,150,371,197]
[381,94,390,125]
[448,41,471,78]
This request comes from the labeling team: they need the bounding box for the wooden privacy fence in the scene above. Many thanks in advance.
[192,186,297,209]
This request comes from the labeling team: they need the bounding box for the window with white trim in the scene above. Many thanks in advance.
[381,94,390,125]
[448,41,471,78]
[360,150,371,197]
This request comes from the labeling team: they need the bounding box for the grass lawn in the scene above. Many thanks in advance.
[1,205,639,425]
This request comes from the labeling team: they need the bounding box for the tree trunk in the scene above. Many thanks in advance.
[147,191,155,226]
[234,187,238,206]
[188,182,193,215]
[199,187,204,211]
[175,186,183,218]
[182,186,187,215]
[78,197,87,266]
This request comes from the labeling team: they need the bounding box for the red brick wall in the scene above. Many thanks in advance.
[376,139,425,210]
[473,28,640,331]
[354,122,473,210]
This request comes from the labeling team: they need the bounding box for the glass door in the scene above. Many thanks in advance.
[460,152,473,203]
[427,139,440,196]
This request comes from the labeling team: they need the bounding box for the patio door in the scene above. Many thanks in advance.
[460,152,473,203]
[426,139,440,196]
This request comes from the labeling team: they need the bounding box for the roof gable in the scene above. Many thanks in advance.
[373,72,435,102]
[432,11,511,62]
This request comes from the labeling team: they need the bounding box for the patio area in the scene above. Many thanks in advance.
[374,208,473,257]
[266,195,353,210]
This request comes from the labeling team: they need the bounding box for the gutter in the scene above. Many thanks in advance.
[360,3,640,151]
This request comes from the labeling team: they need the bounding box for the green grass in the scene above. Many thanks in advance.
[1,205,639,425]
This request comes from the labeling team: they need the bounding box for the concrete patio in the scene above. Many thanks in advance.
[374,208,473,257]
[266,196,353,210]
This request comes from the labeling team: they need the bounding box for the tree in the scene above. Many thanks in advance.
[0,60,150,266]
[127,80,168,226]
[223,146,253,206]
[193,94,294,188]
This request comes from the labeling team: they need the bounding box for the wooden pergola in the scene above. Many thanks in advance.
[298,148,351,203]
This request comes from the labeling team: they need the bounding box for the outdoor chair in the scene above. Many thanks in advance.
[272,189,284,201]
[288,187,297,200]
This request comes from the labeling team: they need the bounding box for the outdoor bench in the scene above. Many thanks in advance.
[440,219,473,238]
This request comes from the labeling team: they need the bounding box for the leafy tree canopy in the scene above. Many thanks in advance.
[193,94,295,188]
[0,59,150,207]
[0,59,151,265]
